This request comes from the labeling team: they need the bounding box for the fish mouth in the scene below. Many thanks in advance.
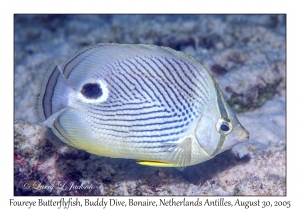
[210,127,249,156]
[227,128,249,149]
[219,127,249,154]
[240,129,250,142]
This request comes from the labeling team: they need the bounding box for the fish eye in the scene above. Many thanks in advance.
[81,83,103,99]
[220,124,229,131]
[216,118,233,135]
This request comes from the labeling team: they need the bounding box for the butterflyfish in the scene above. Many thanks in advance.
[37,43,249,168]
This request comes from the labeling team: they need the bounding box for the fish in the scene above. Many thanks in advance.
[37,43,249,168]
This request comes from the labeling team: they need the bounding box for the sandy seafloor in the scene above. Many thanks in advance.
[14,15,286,195]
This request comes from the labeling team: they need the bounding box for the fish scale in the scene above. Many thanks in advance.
[86,57,200,141]
[38,43,249,167]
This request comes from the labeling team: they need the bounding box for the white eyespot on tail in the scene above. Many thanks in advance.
[77,79,109,103]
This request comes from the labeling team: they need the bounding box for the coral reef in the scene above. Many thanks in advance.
[14,120,285,195]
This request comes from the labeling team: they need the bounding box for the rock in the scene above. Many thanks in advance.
[14,120,285,195]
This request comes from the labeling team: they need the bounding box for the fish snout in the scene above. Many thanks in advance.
[240,128,249,141]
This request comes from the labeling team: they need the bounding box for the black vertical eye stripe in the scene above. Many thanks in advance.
[210,83,229,156]
[214,83,228,119]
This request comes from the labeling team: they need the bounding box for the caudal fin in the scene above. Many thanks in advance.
[37,63,71,123]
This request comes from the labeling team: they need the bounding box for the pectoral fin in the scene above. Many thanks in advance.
[161,137,192,167]
[137,137,193,167]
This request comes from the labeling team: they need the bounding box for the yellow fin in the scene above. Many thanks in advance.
[137,160,175,167]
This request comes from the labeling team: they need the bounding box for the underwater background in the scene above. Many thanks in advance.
[14,14,286,195]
